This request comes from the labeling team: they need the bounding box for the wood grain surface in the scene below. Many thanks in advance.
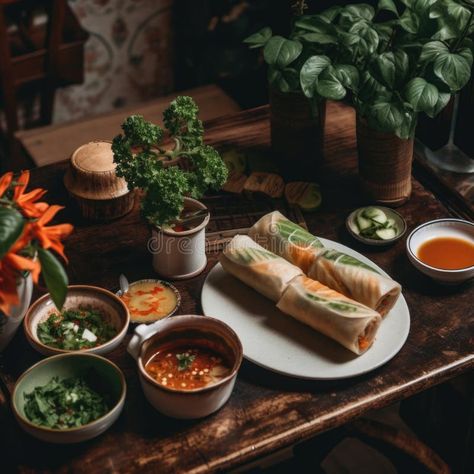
[1,102,473,473]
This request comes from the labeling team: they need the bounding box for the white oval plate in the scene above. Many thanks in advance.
[201,238,410,380]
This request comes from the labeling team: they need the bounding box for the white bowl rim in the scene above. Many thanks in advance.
[12,352,127,433]
[346,206,407,244]
[24,285,130,354]
[138,314,243,395]
[406,218,474,273]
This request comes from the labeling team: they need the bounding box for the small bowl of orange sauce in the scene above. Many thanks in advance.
[407,219,474,284]
[117,279,180,324]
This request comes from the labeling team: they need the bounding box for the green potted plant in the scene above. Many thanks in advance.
[244,1,331,179]
[112,96,228,279]
[297,0,474,204]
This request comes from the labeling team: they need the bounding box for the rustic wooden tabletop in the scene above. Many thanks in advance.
[1,102,473,473]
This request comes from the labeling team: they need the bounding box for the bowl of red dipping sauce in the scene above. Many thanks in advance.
[127,315,242,419]
[407,219,474,284]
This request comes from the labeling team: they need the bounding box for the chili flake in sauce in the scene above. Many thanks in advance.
[120,281,178,323]
[145,346,231,390]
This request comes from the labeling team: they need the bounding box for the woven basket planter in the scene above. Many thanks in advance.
[270,88,326,180]
[356,115,414,206]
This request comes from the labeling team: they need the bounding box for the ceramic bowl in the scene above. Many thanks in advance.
[12,353,126,444]
[24,285,130,356]
[127,314,243,419]
[346,206,407,246]
[406,218,474,284]
[116,279,181,324]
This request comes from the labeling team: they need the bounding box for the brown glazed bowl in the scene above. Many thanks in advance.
[24,285,130,356]
[127,315,243,419]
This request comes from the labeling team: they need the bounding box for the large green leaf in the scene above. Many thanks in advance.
[371,50,409,89]
[430,0,472,37]
[399,8,420,33]
[349,20,380,56]
[341,4,375,24]
[294,16,336,34]
[300,55,331,98]
[319,6,342,23]
[0,207,25,259]
[405,77,439,113]
[334,64,359,90]
[426,91,451,118]
[316,69,347,100]
[38,248,68,310]
[433,52,471,91]
[419,41,449,63]
[378,0,399,15]
[243,27,272,49]
[367,101,405,134]
[268,67,300,92]
[357,71,393,103]
[263,36,302,68]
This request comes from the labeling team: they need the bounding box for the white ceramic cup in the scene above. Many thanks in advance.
[127,314,243,419]
[149,198,210,280]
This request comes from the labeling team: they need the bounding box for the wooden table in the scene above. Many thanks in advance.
[1,102,473,473]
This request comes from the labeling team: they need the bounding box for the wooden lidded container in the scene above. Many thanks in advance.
[64,141,134,220]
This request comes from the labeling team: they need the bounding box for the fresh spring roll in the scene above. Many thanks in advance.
[248,210,323,273]
[219,235,303,302]
[249,211,401,317]
[307,249,401,317]
[277,276,382,354]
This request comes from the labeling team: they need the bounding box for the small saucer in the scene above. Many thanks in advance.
[346,207,407,246]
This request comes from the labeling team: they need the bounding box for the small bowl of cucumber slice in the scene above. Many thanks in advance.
[346,206,407,246]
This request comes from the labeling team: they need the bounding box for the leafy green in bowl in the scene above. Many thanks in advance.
[37,308,118,351]
[12,353,126,443]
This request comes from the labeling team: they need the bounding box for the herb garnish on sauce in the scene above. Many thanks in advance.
[176,352,196,371]
[23,376,108,429]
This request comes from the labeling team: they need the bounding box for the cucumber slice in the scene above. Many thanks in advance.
[356,212,372,231]
[362,207,387,224]
[375,228,396,240]
[285,182,322,212]
[222,150,247,176]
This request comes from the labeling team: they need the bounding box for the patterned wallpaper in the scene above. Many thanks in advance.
[53,0,174,123]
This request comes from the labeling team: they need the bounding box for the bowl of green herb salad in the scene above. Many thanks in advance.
[12,353,126,443]
[24,285,130,356]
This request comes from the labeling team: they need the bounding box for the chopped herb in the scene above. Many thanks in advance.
[23,376,109,429]
[37,308,117,350]
[176,352,196,371]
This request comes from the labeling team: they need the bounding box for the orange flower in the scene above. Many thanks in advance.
[0,236,40,315]
[12,170,48,218]
[29,205,73,260]
[0,171,13,197]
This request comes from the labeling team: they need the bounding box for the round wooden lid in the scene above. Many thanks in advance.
[64,141,130,200]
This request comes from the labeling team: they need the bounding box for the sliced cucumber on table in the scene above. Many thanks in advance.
[285,182,322,212]
[353,207,399,240]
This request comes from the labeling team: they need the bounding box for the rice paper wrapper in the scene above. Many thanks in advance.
[248,211,323,273]
[219,235,303,302]
[277,276,382,355]
[308,249,401,317]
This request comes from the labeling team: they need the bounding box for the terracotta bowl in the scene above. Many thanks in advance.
[127,315,243,419]
[24,285,130,356]
[12,353,126,444]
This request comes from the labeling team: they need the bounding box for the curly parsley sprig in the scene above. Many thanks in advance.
[112,96,228,227]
